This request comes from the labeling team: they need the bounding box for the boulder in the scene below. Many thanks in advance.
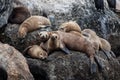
[0,0,120,56]
[0,0,13,28]
[0,42,34,80]
[27,51,120,80]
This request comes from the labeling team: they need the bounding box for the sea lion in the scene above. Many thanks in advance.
[82,29,115,59]
[116,0,120,12]
[58,21,81,33]
[94,0,104,10]
[18,16,51,38]
[82,29,102,51]
[23,45,48,59]
[37,31,50,42]
[8,6,31,24]
[40,31,100,74]
[99,38,116,58]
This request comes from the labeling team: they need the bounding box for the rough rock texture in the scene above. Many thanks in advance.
[27,51,120,80]
[0,23,51,52]
[0,0,13,28]
[0,42,34,80]
[0,0,119,56]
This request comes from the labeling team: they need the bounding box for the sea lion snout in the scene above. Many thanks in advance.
[51,34,58,40]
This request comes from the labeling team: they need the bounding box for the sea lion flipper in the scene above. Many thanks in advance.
[90,62,97,74]
[110,51,116,58]
[60,43,72,54]
[102,50,112,60]
[94,55,104,70]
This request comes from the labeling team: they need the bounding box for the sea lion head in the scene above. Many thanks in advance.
[50,33,60,41]
[38,51,48,59]
[38,31,50,42]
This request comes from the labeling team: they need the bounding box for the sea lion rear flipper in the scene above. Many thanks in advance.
[94,54,105,70]
[90,61,97,74]
[110,51,116,58]
[60,43,72,54]
[101,49,112,60]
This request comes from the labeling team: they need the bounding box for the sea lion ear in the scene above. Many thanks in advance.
[60,42,72,54]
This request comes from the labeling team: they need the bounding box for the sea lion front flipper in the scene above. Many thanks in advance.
[90,62,97,74]
[60,42,72,54]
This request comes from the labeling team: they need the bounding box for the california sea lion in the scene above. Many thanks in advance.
[8,6,31,24]
[18,16,51,38]
[99,38,116,58]
[40,31,99,74]
[94,0,104,10]
[82,29,102,51]
[58,21,81,33]
[23,45,48,59]
[82,29,115,59]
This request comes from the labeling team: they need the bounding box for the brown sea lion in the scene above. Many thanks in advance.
[40,31,100,74]
[82,29,116,59]
[8,6,31,24]
[99,38,116,58]
[23,45,48,59]
[18,16,51,38]
[58,21,81,33]
[82,29,102,51]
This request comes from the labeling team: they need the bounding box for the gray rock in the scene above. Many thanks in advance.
[1,0,120,56]
[27,51,120,80]
[0,42,34,80]
[0,0,13,28]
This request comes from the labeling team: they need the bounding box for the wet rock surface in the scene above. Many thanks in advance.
[0,0,120,56]
[0,0,13,28]
[27,51,120,80]
[0,42,34,80]
[0,0,120,80]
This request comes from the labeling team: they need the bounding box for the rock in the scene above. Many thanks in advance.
[0,42,34,80]
[0,23,51,52]
[1,0,120,56]
[117,56,120,63]
[108,33,120,57]
[0,0,13,28]
[27,51,120,80]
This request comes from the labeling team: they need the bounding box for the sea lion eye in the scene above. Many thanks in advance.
[55,36,57,39]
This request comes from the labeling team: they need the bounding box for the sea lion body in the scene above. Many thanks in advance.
[18,16,51,38]
[82,29,102,51]
[8,7,31,24]
[23,45,48,59]
[59,21,81,33]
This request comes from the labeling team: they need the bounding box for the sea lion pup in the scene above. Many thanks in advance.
[8,6,31,24]
[18,16,51,38]
[40,31,102,74]
[58,21,81,33]
[23,45,48,59]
